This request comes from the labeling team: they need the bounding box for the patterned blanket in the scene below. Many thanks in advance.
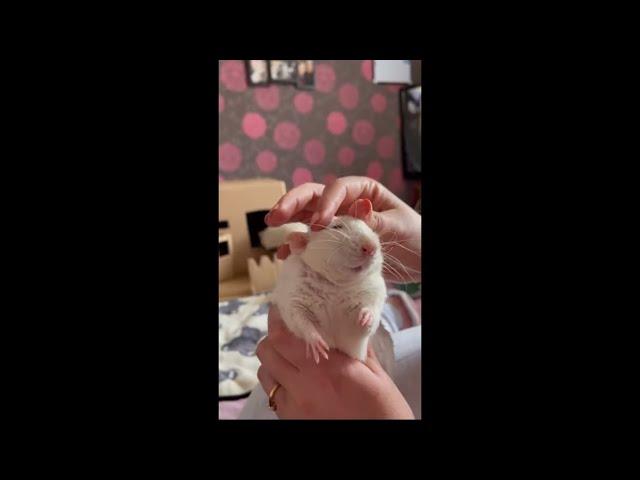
[219,293,270,399]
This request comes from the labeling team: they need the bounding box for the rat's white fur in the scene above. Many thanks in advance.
[271,216,387,361]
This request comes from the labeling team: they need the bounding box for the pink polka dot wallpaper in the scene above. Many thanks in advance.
[218,60,420,202]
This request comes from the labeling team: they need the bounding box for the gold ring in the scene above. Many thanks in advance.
[268,383,281,411]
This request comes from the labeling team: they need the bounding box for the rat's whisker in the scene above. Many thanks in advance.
[382,261,408,283]
[383,257,414,283]
[383,252,421,274]
[384,255,420,282]
[380,240,421,258]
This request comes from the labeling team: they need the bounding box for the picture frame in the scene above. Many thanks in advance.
[245,60,270,86]
[399,85,422,179]
[268,60,298,85]
[295,60,315,90]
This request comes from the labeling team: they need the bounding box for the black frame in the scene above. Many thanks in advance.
[399,84,422,180]
[295,60,315,90]
[245,60,270,86]
[268,60,298,85]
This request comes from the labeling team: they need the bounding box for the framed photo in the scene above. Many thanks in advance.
[296,60,315,89]
[269,60,297,84]
[399,85,421,179]
[245,60,270,86]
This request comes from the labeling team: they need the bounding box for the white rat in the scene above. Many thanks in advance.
[271,203,387,363]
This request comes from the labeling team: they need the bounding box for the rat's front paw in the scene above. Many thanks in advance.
[358,307,374,328]
[305,332,330,364]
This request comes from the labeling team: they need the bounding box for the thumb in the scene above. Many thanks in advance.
[364,343,385,374]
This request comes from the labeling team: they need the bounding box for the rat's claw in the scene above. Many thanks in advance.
[307,338,330,364]
[358,308,373,328]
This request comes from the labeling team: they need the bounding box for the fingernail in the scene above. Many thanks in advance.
[264,212,271,223]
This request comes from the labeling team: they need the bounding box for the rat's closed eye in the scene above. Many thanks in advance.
[331,224,343,230]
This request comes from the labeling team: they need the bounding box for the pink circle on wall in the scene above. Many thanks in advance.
[315,63,336,92]
[293,92,313,114]
[220,60,247,92]
[274,122,301,150]
[366,160,384,181]
[219,143,242,172]
[326,111,347,135]
[323,173,337,185]
[219,175,225,182]
[292,167,313,186]
[352,120,375,145]
[338,146,355,167]
[371,93,388,113]
[361,60,373,82]
[256,150,278,173]
[242,112,267,139]
[304,139,326,165]
[219,94,225,113]
[254,85,280,111]
[390,167,404,193]
[377,136,395,159]
[338,83,359,110]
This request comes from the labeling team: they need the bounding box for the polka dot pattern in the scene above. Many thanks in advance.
[256,150,277,173]
[304,139,326,166]
[338,146,355,167]
[254,85,280,111]
[315,64,336,93]
[219,143,242,172]
[218,60,415,200]
[366,160,384,181]
[294,92,313,114]
[352,120,375,145]
[274,122,301,150]
[242,113,267,139]
[361,60,373,82]
[292,167,313,186]
[326,111,347,135]
[377,136,395,159]
[220,60,247,92]
[338,83,359,110]
[371,93,388,113]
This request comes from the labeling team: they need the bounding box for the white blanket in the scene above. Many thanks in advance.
[219,293,270,398]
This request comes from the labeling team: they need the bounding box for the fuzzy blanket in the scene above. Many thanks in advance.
[218,293,270,399]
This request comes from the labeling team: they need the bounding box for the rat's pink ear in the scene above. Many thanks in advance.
[285,232,308,255]
[348,198,373,222]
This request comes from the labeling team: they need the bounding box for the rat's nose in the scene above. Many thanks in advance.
[361,243,376,256]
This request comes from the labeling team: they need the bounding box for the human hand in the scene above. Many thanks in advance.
[255,306,415,420]
[264,176,421,282]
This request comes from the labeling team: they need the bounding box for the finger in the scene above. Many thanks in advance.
[255,336,299,386]
[364,343,385,375]
[276,244,291,260]
[265,183,325,227]
[257,366,288,413]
